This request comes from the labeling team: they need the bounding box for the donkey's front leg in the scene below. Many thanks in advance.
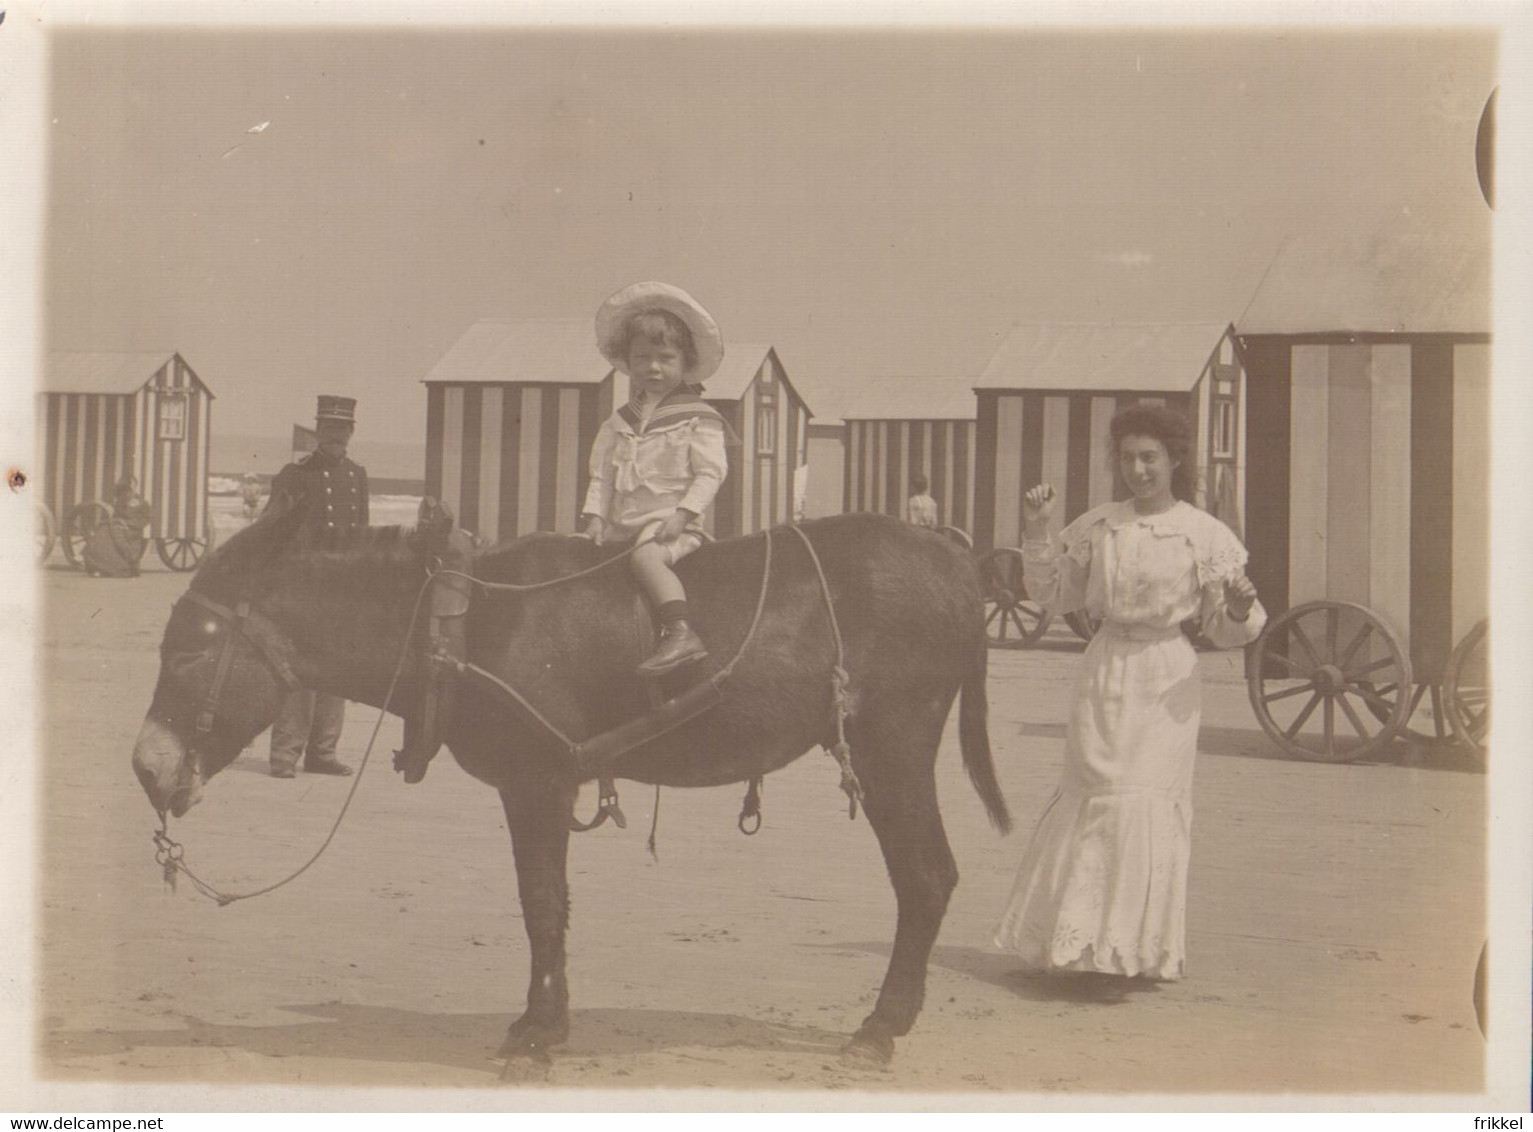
[496,780,575,1069]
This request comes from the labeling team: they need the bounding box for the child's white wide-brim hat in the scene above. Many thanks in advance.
[595,281,724,383]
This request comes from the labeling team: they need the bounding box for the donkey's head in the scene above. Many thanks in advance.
[131,500,317,817]
[131,499,425,818]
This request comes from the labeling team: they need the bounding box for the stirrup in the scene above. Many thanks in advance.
[570,777,627,832]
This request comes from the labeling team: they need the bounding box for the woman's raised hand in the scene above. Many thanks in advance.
[1022,484,1057,525]
[1224,574,1257,619]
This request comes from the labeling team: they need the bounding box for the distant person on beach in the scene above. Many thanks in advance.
[263,395,369,779]
[83,475,152,578]
[907,474,938,529]
[239,472,264,522]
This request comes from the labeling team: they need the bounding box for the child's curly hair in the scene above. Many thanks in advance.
[1109,403,1197,501]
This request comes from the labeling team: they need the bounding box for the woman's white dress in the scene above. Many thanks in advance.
[994,500,1266,979]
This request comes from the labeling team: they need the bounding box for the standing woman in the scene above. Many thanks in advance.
[995,404,1263,982]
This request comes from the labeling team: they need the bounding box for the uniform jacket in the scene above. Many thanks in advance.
[265,449,370,533]
[581,389,729,537]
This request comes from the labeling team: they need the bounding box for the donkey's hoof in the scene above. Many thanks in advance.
[497,1017,568,1060]
[839,1031,894,1067]
[498,1052,552,1084]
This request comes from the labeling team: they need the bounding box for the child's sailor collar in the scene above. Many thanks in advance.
[616,386,727,436]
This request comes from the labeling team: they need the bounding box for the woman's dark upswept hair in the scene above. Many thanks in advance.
[1109,403,1197,502]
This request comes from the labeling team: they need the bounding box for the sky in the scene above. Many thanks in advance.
[42,22,1497,454]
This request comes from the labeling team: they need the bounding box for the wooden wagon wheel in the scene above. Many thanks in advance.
[1356,680,1452,746]
[1246,600,1413,763]
[35,502,56,564]
[1064,610,1100,641]
[1444,618,1490,755]
[979,548,1051,648]
[61,501,111,568]
[935,524,973,551]
[155,503,215,572]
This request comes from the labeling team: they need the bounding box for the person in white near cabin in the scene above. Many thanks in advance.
[994,403,1263,985]
[907,474,939,529]
[582,282,733,677]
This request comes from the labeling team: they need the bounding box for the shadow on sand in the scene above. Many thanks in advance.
[812,941,1164,1006]
[42,1002,847,1079]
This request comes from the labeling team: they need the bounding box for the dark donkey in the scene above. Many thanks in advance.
[130,502,1012,1073]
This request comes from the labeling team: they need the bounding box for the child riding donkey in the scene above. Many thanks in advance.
[394,282,732,783]
[582,281,733,674]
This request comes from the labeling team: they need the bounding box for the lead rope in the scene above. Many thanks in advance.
[153,570,439,905]
[786,526,863,820]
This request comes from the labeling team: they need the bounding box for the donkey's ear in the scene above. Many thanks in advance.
[254,489,310,531]
[199,489,310,582]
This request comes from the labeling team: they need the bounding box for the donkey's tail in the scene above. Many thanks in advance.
[959,635,1012,835]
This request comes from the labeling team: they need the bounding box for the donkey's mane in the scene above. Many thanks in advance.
[474,530,616,587]
[193,511,420,591]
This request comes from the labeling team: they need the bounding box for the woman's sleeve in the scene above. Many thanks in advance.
[1021,514,1093,614]
[1198,523,1268,648]
[678,419,729,516]
[581,421,617,519]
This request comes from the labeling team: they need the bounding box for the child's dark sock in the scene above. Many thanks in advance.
[656,600,689,626]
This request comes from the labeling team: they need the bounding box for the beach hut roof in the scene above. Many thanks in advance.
[43,350,187,395]
[699,344,772,399]
[1238,232,1490,336]
[701,344,815,418]
[423,320,610,385]
[834,374,977,421]
[976,323,1232,393]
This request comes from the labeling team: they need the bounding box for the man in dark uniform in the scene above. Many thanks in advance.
[265,395,369,778]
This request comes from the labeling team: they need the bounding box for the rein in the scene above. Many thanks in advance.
[153,574,436,905]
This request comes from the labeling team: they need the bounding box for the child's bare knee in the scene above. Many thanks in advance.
[632,542,667,569]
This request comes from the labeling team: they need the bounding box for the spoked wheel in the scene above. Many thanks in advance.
[62,501,111,568]
[1246,600,1412,763]
[1065,610,1100,642]
[35,503,56,564]
[1444,618,1490,756]
[156,527,212,571]
[935,525,973,551]
[1358,680,1452,746]
[979,548,1051,648]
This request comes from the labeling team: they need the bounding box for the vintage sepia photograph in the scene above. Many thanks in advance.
[2,0,1529,1114]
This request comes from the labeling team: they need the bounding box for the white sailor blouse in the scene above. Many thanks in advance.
[581,389,730,537]
[265,449,370,533]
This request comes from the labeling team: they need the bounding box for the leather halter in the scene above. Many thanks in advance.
[177,590,302,736]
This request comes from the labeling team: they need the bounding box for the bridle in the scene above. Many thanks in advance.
[176,589,302,741]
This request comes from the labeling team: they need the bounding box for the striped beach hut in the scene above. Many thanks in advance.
[39,351,214,568]
[1237,232,1491,690]
[423,320,616,541]
[423,323,813,542]
[971,322,1246,552]
[695,345,813,538]
[841,376,977,534]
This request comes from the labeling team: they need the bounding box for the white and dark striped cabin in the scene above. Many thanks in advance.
[38,351,214,543]
[423,323,813,542]
[1237,233,1491,680]
[839,376,977,534]
[423,320,617,542]
[971,323,1246,552]
[696,345,813,539]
